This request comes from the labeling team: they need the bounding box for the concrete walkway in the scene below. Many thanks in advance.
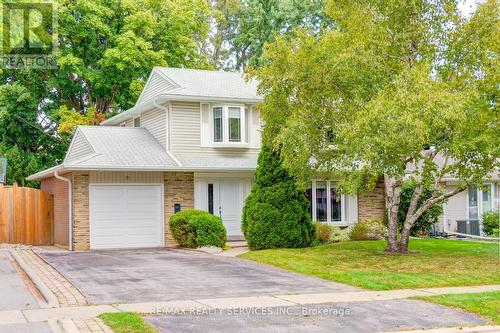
[1,284,499,324]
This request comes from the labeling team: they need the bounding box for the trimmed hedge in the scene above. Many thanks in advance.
[169,209,226,248]
[242,145,315,250]
[350,218,387,240]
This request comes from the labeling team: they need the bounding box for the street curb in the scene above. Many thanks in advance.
[9,249,60,308]
[58,319,79,333]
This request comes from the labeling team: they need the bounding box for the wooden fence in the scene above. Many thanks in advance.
[0,184,53,245]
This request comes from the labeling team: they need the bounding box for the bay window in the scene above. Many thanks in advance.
[211,105,246,145]
[307,180,346,224]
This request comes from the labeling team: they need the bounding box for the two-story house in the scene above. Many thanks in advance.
[26,68,395,250]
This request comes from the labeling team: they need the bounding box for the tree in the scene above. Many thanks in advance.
[397,181,444,236]
[0,84,64,187]
[0,0,212,186]
[252,0,499,253]
[53,0,211,115]
[202,0,333,70]
[242,144,315,250]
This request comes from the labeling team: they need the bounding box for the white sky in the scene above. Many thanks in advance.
[458,0,481,17]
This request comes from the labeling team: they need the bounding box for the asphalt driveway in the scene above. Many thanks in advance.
[145,299,486,333]
[39,248,359,304]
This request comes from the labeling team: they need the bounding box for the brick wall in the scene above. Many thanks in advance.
[41,175,70,247]
[358,180,386,221]
[72,172,90,251]
[164,172,194,247]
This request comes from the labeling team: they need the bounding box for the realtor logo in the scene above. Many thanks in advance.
[1,0,57,68]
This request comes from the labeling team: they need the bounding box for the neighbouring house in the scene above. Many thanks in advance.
[26,68,497,250]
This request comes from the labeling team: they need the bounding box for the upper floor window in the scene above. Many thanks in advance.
[212,105,246,144]
[133,116,141,128]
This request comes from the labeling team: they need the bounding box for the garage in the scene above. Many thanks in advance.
[89,185,164,249]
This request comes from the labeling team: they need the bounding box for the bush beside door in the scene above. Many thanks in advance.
[0,184,53,245]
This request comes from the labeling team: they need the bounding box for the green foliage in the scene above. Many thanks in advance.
[398,181,444,236]
[242,145,315,250]
[482,211,500,237]
[350,219,387,241]
[169,209,226,248]
[252,0,499,251]
[0,145,43,188]
[0,83,65,186]
[314,222,332,242]
[54,0,211,114]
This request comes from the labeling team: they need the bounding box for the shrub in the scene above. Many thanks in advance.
[242,145,315,250]
[314,222,332,242]
[397,180,444,235]
[350,218,387,240]
[169,209,226,248]
[331,227,350,242]
[482,211,499,236]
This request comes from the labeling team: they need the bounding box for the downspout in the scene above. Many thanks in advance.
[154,98,182,167]
[54,169,73,251]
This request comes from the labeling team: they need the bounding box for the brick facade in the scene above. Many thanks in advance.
[357,180,386,221]
[72,172,90,251]
[163,172,195,247]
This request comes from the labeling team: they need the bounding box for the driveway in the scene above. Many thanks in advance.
[39,248,359,304]
[0,250,52,333]
[145,299,486,333]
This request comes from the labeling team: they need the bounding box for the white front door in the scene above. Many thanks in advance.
[89,185,163,249]
[218,180,244,238]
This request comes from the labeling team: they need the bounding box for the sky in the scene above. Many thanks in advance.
[458,0,480,17]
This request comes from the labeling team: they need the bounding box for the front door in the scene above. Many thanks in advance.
[218,180,244,239]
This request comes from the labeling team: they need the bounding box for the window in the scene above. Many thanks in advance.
[316,181,327,222]
[331,186,341,221]
[213,107,223,142]
[228,107,241,142]
[211,105,246,144]
[307,180,346,223]
[133,117,141,128]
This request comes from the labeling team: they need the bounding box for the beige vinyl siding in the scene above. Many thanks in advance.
[120,118,133,127]
[141,107,166,148]
[65,131,94,163]
[441,184,467,232]
[89,171,163,184]
[169,101,260,158]
[137,71,177,105]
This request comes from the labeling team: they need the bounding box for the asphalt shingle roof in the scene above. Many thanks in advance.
[67,126,178,169]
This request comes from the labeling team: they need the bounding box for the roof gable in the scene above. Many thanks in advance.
[64,128,95,164]
[135,68,180,106]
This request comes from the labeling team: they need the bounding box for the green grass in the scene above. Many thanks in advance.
[239,239,500,290]
[416,292,500,324]
[100,312,157,333]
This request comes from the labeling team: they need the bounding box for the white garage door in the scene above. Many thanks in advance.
[89,185,163,249]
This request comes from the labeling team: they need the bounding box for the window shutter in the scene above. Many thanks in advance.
[250,106,261,148]
[200,103,211,147]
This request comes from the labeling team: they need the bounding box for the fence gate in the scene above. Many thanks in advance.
[0,184,53,245]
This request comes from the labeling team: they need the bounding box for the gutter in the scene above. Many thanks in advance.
[153,98,182,167]
[54,169,73,251]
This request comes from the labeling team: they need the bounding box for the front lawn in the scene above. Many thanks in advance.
[416,292,500,324]
[100,312,157,333]
[239,239,500,290]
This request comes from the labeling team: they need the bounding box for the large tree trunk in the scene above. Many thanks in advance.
[384,174,402,253]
